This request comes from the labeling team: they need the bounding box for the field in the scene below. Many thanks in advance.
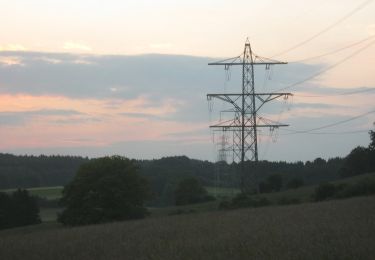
[0,195,374,259]
[3,186,63,200]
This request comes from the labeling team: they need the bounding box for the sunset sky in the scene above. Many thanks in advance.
[1,0,375,162]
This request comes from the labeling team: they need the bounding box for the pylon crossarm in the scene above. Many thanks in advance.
[208,61,287,66]
[254,93,290,113]
[207,93,292,96]
[207,94,242,111]
[209,124,289,128]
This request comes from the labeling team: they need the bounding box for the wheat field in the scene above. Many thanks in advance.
[1,196,374,260]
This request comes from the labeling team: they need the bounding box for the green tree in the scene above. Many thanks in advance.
[339,146,370,177]
[369,122,375,151]
[174,178,213,205]
[340,123,375,177]
[0,189,40,229]
[58,156,151,226]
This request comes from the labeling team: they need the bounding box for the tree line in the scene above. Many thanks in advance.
[1,124,374,207]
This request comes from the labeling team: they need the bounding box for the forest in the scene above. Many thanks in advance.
[0,153,343,205]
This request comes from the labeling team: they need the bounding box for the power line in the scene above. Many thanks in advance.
[291,34,375,63]
[276,39,375,92]
[282,109,375,135]
[271,0,374,58]
[294,87,375,98]
[298,129,369,135]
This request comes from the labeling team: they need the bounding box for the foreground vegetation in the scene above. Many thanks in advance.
[1,195,374,260]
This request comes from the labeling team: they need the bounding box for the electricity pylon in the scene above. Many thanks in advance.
[207,39,292,192]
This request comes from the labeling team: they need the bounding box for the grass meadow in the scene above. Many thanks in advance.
[3,186,63,200]
[0,195,374,260]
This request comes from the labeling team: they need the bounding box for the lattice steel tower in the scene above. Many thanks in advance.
[207,39,292,192]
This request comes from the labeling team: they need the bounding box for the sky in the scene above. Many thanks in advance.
[0,0,375,162]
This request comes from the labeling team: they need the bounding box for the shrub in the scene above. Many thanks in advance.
[335,178,375,198]
[314,183,336,201]
[174,178,214,206]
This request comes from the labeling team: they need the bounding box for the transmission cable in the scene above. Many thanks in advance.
[276,39,375,92]
[294,87,375,97]
[299,129,369,135]
[291,34,375,63]
[271,0,374,58]
[281,109,375,135]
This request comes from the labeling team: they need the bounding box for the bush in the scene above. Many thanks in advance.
[58,156,151,226]
[314,183,336,201]
[314,178,375,202]
[335,178,375,198]
[174,178,214,206]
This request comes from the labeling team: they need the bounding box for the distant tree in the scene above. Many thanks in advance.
[0,189,40,229]
[58,156,151,226]
[266,174,283,192]
[174,178,213,206]
[368,123,375,173]
[340,124,375,177]
[313,157,326,165]
[369,122,375,151]
[339,146,370,177]
[286,178,304,189]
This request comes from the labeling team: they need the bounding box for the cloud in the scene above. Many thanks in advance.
[0,56,24,66]
[0,109,83,125]
[0,44,27,51]
[63,41,92,52]
[36,57,63,64]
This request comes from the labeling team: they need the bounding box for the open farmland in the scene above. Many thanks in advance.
[1,195,374,260]
[3,186,63,200]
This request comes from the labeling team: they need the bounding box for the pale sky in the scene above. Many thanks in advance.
[0,0,374,162]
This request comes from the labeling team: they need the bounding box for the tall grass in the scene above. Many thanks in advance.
[1,195,374,260]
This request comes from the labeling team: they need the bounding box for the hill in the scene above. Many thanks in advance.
[0,195,374,260]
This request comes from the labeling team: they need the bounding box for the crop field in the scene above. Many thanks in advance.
[3,186,63,200]
[0,195,374,260]
[27,186,63,200]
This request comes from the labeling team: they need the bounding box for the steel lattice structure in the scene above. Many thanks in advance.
[207,39,292,192]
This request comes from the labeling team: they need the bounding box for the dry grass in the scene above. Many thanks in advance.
[1,195,374,260]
